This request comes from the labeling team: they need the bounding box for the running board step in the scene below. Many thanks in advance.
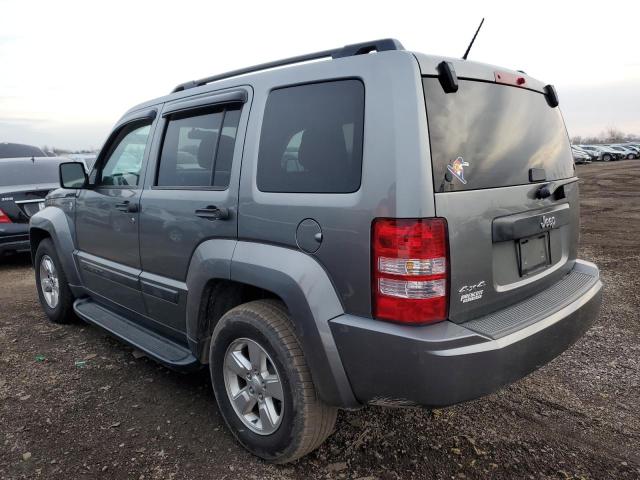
[73,298,200,371]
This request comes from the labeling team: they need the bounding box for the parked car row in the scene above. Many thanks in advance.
[572,143,640,163]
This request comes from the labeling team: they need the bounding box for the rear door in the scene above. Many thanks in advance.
[75,110,157,314]
[422,77,578,322]
[137,88,248,337]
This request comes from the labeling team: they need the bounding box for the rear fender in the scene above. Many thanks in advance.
[184,239,359,408]
[231,241,358,408]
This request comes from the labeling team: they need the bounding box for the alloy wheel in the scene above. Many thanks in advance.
[223,338,285,435]
[39,255,59,308]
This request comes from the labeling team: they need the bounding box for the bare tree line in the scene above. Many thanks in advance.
[40,146,98,156]
[572,127,639,145]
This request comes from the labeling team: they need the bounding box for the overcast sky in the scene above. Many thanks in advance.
[1,0,639,150]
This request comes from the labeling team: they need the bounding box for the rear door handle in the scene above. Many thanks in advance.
[195,205,229,220]
[115,201,139,213]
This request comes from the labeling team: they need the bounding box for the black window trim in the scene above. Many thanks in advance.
[152,101,243,192]
[162,89,247,117]
[256,77,366,195]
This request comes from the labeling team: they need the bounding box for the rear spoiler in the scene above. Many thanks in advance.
[433,58,559,106]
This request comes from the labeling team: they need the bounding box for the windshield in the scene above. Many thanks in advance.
[0,159,61,187]
[423,78,574,192]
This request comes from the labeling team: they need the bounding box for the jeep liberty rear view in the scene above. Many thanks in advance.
[30,39,602,463]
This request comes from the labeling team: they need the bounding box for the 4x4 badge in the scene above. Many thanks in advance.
[447,157,469,185]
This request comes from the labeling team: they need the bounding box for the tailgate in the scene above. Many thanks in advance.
[422,76,578,323]
[436,183,579,322]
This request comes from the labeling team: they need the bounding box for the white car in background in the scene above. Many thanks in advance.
[606,145,637,159]
[578,145,610,161]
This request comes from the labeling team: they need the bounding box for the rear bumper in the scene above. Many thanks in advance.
[330,260,602,407]
[0,224,30,255]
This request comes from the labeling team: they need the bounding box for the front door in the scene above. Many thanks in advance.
[75,115,156,314]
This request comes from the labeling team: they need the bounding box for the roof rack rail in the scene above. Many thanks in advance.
[171,38,404,93]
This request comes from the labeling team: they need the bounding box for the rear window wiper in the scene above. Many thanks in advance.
[536,177,579,199]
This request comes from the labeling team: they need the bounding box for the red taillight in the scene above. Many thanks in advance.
[0,208,11,224]
[372,218,449,325]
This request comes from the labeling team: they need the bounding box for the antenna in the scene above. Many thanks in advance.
[462,18,485,60]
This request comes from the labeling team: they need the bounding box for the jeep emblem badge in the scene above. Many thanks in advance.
[540,215,556,230]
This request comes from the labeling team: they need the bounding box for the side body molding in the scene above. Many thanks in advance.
[184,239,359,408]
[29,206,82,289]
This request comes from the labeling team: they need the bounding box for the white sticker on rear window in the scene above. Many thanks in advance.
[447,157,469,185]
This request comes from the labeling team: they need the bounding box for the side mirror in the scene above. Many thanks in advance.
[59,162,88,189]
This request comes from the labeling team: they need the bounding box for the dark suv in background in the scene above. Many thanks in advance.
[30,39,602,463]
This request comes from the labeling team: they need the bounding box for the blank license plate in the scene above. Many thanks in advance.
[517,233,550,276]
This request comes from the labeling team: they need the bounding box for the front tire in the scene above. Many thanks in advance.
[35,239,75,323]
[209,300,337,463]
[603,154,611,162]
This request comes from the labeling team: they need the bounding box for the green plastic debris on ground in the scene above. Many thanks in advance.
[35,355,46,362]
[74,360,87,368]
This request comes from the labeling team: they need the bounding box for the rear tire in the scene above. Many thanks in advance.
[603,154,611,162]
[209,299,337,463]
[34,239,75,324]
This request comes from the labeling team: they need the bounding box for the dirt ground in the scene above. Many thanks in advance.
[1,161,639,480]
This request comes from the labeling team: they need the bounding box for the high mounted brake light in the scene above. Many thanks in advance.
[372,218,449,324]
[0,208,11,224]
[494,71,527,87]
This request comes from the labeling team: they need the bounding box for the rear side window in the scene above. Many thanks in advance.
[156,105,241,189]
[257,80,364,193]
[423,77,574,192]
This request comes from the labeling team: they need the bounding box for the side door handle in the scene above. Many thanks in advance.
[195,205,229,221]
[115,201,139,213]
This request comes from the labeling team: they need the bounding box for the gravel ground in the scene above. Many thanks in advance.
[1,161,639,479]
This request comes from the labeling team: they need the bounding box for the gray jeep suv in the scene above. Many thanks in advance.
[30,39,602,463]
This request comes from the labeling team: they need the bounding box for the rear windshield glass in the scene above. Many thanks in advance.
[423,78,574,192]
[0,159,62,187]
[0,143,46,159]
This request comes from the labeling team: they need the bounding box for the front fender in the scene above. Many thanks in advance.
[230,242,358,408]
[29,206,81,287]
